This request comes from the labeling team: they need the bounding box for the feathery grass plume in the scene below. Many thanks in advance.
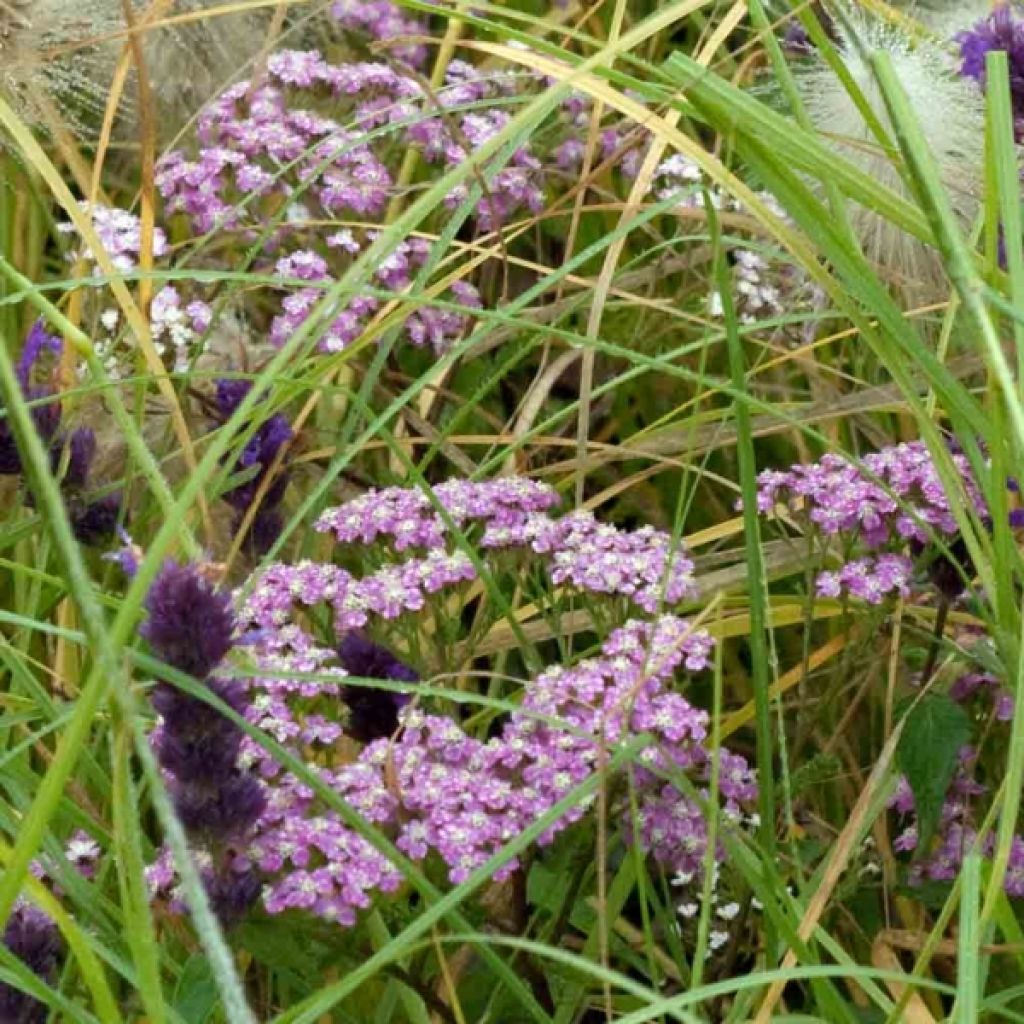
[136,0,271,141]
[0,0,124,138]
[0,0,270,142]
[897,0,996,37]
[793,7,985,300]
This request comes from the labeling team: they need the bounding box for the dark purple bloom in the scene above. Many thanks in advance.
[17,323,62,447]
[911,534,974,601]
[142,560,236,679]
[203,865,262,927]
[145,560,265,853]
[782,21,812,56]
[337,632,418,742]
[957,4,1024,138]
[16,323,61,395]
[0,903,62,1024]
[214,379,292,554]
[214,378,251,419]
[781,5,836,57]
[0,419,21,476]
[0,323,64,477]
[169,772,266,839]
[69,493,122,545]
[61,428,95,489]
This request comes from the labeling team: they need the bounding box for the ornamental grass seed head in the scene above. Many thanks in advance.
[0,0,123,138]
[793,8,985,300]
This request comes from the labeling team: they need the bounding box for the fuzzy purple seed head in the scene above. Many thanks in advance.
[0,903,62,1024]
[958,4,1024,138]
[142,560,236,680]
[337,631,419,742]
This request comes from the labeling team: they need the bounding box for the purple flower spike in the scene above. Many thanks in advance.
[214,378,293,554]
[337,632,418,742]
[214,378,252,419]
[70,493,122,546]
[0,419,21,476]
[142,560,236,679]
[203,866,263,927]
[62,428,96,489]
[16,322,62,395]
[145,560,265,887]
[0,902,62,1024]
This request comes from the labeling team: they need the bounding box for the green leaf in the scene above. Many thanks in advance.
[173,955,219,1024]
[896,695,971,853]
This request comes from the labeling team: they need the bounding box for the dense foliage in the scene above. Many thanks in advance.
[2,0,1024,1020]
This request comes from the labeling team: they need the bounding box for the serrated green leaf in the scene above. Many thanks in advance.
[896,694,972,853]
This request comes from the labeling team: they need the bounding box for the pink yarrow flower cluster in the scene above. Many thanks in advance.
[231,613,748,925]
[890,744,1024,897]
[755,441,987,603]
[149,479,731,927]
[311,478,699,614]
[329,0,431,68]
[647,154,821,328]
[155,53,538,353]
[57,202,212,375]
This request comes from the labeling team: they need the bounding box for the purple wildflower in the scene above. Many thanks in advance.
[144,560,265,920]
[754,441,987,602]
[0,323,62,476]
[60,428,95,489]
[214,379,293,554]
[0,903,62,1024]
[69,493,122,546]
[957,4,1024,138]
[142,560,236,680]
[336,632,419,742]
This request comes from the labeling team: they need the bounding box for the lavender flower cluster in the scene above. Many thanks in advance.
[311,477,698,614]
[154,51,546,356]
[329,0,431,69]
[754,441,988,603]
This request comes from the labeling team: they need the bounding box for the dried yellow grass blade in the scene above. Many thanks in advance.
[720,631,851,739]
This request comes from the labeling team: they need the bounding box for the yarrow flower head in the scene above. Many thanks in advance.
[754,441,990,603]
[215,486,754,928]
[224,605,751,925]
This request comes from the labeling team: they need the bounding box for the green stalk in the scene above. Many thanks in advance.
[707,197,776,960]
